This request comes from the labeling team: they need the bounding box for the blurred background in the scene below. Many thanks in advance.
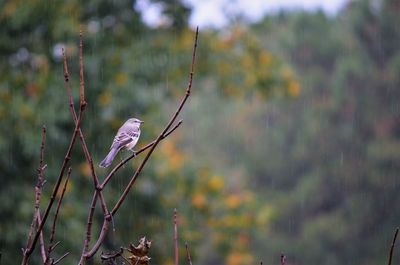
[1,0,400,264]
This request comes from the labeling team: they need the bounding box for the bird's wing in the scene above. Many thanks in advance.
[110,127,140,150]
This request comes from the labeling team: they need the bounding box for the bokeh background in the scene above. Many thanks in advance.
[1,0,400,264]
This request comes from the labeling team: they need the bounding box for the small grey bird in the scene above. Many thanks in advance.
[99,118,143,168]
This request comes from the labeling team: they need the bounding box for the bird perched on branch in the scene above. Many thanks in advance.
[99,118,143,168]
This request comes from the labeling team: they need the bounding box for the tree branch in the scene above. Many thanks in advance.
[82,192,98,255]
[79,30,86,107]
[174,209,179,265]
[388,227,399,265]
[82,219,110,258]
[21,52,87,265]
[62,34,112,265]
[25,127,46,244]
[46,167,72,263]
[185,242,193,265]
[111,27,198,216]
[53,252,69,265]
[37,212,47,264]
[21,126,47,265]
[62,36,111,251]
[83,27,198,261]
[280,253,286,265]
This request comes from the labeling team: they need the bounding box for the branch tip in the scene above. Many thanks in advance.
[388,227,399,265]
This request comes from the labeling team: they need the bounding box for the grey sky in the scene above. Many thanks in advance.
[135,0,350,28]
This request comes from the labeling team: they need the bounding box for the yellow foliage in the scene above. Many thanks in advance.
[288,80,301,97]
[208,175,224,191]
[242,191,255,203]
[114,72,128,86]
[180,29,196,49]
[281,66,294,79]
[214,38,232,51]
[161,141,184,170]
[98,91,112,106]
[0,90,11,101]
[259,51,272,66]
[1,1,18,18]
[79,162,91,178]
[217,61,233,75]
[226,250,254,265]
[241,54,253,69]
[19,104,33,119]
[191,192,207,209]
[256,205,275,227]
[197,167,211,179]
[245,73,257,87]
[225,194,241,209]
[162,258,174,265]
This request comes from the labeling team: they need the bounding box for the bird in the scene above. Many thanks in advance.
[99,118,144,168]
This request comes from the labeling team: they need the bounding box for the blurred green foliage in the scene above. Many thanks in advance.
[1,0,400,265]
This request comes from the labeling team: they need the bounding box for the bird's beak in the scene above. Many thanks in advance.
[139,120,144,124]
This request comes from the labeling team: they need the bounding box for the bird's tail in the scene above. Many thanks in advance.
[99,148,118,168]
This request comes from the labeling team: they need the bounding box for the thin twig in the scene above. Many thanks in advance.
[62,44,107,209]
[79,30,86,107]
[185,242,193,265]
[100,119,183,189]
[174,209,179,265]
[388,227,399,265]
[83,219,110,258]
[62,38,112,265]
[37,212,47,263]
[46,167,72,263]
[82,192,99,255]
[53,252,69,265]
[21,126,47,265]
[49,241,60,253]
[85,27,198,261]
[21,65,86,265]
[26,127,47,244]
[280,253,286,265]
[63,42,112,265]
[111,27,198,217]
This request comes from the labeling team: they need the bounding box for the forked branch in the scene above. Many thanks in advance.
[82,27,199,261]
[388,227,399,265]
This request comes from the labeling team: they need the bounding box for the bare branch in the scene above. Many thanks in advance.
[62,36,111,265]
[388,227,399,265]
[100,248,123,261]
[111,27,198,216]
[83,219,110,258]
[53,252,69,265]
[280,253,286,265]
[37,213,47,264]
[84,28,198,261]
[22,126,47,264]
[62,43,108,214]
[79,29,86,107]
[46,167,72,262]
[21,52,87,265]
[185,242,193,265]
[49,241,60,253]
[82,192,98,254]
[174,208,179,265]
[26,127,47,243]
